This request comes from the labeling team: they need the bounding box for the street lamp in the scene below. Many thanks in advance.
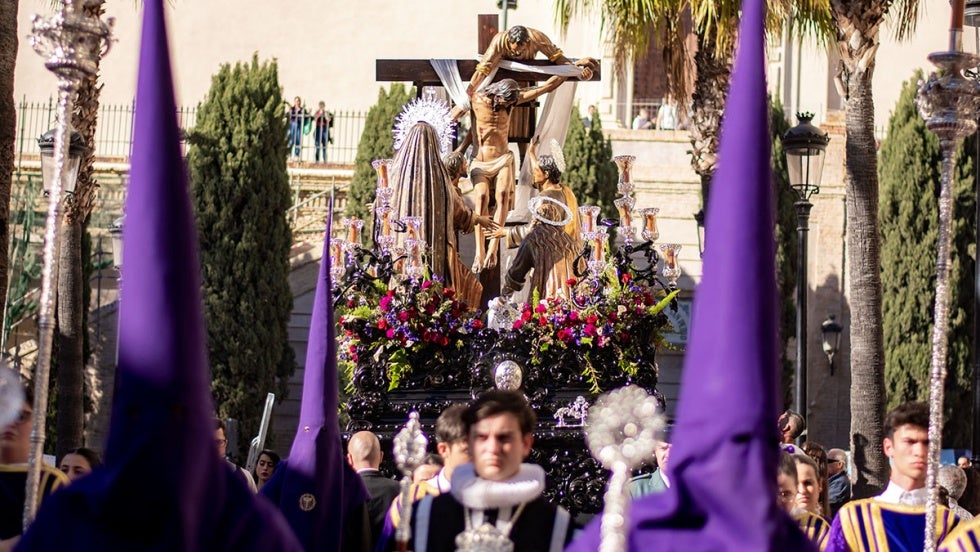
[782,112,829,428]
[37,128,86,197]
[821,314,843,375]
[693,208,705,258]
[108,217,124,271]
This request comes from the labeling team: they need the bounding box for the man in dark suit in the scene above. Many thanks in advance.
[347,431,400,548]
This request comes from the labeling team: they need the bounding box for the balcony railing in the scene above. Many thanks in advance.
[14,96,367,166]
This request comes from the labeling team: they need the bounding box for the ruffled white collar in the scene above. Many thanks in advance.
[450,463,545,510]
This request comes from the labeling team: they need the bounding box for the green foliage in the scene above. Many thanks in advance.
[346,84,413,224]
[187,55,296,459]
[563,105,618,220]
[769,98,800,408]
[879,70,975,447]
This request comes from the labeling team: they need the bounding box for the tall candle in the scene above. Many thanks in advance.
[951,0,965,50]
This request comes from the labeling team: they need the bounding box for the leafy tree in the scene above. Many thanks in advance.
[188,55,296,459]
[879,71,974,448]
[563,105,617,220]
[346,84,413,223]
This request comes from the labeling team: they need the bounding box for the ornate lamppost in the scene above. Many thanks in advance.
[782,113,830,431]
[24,0,112,528]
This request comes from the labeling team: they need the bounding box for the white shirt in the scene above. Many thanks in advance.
[425,469,451,493]
[876,480,928,505]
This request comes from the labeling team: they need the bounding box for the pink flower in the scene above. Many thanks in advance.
[379,295,393,312]
[569,310,580,322]
[557,328,574,342]
[422,280,434,289]
[584,323,598,337]
[397,311,410,322]
[386,329,395,339]
[535,303,547,314]
[538,316,548,326]
[513,320,525,330]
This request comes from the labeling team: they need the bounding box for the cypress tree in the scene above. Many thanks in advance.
[346,84,413,222]
[879,70,975,446]
[187,55,296,458]
[563,105,618,220]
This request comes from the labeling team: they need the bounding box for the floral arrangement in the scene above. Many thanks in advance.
[514,274,679,392]
[337,276,483,390]
[336,267,678,393]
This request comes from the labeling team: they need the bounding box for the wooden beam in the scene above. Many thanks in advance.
[376,59,600,84]
[478,14,498,54]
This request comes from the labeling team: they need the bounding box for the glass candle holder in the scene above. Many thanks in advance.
[372,158,393,188]
[375,186,394,210]
[579,205,600,234]
[614,196,635,229]
[640,207,660,242]
[343,217,364,247]
[613,155,635,188]
[659,243,682,286]
[402,216,423,240]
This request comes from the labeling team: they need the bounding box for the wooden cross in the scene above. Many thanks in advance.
[375,14,601,145]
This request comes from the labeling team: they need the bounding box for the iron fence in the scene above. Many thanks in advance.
[15,97,367,166]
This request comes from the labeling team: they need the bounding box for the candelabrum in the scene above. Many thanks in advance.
[25,0,113,529]
[393,412,428,550]
[570,156,682,309]
[585,386,665,552]
[916,47,980,552]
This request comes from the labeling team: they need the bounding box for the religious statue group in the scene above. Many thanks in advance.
[382,24,598,310]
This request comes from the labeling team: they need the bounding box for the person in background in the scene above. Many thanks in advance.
[251,449,280,491]
[826,448,851,518]
[0,386,68,543]
[631,107,653,130]
[347,431,399,550]
[583,104,598,129]
[803,441,831,518]
[958,456,972,470]
[629,438,672,499]
[287,96,308,160]
[656,94,678,130]
[59,447,101,483]
[778,409,806,444]
[215,418,257,493]
[412,453,443,484]
[313,101,332,164]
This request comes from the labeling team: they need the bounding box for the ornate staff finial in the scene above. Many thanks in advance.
[585,385,665,552]
[393,411,428,548]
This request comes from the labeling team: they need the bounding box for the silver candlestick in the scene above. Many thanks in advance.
[917,48,980,552]
[585,386,665,552]
[24,0,113,529]
[393,411,428,549]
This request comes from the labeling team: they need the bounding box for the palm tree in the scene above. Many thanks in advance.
[555,0,829,206]
[556,0,902,498]
[0,0,19,354]
[829,0,921,498]
[55,0,109,458]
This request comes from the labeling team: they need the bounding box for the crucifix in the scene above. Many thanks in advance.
[376,14,600,305]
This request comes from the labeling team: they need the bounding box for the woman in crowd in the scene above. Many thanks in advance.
[802,441,831,516]
[59,447,101,483]
[252,449,280,491]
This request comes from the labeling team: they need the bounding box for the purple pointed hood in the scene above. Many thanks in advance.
[260,214,369,549]
[566,0,815,549]
[17,1,301,549]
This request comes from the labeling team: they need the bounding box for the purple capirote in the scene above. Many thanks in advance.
[17,1,301,549]
[260,208,370,550]
[565,0,816,549]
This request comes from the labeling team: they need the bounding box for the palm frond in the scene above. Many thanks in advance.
[885,0,920,42]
